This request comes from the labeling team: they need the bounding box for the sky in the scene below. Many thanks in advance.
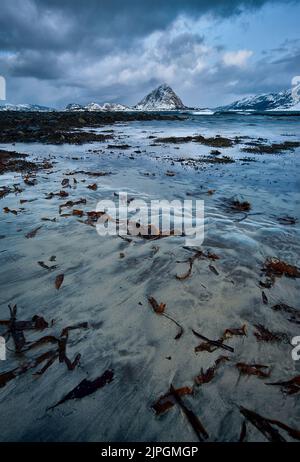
[0,0,300,108]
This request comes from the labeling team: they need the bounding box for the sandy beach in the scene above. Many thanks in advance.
[0,112,299,442]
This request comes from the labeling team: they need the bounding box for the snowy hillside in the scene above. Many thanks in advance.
[65,102,129,111]
[221,83,300,112]
[134,84,187,110]
[0,103,54,112]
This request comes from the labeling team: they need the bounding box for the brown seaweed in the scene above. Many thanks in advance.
[0,305,48,352]
[38,261,57,271]
[236,363,271,379]
[170,385,209,442]
[59,198,86,214]
[195,356,230,385]
[152,386,193,415]
[266,375,300,395]
[261,257,300,287]
[24,175,37,186]
[240,406,300,442]
[48,369,114,410]
[221,325,247,341]
[3,207,18,215]
[230,200,251,212]
[66,170,111,177]
[148,297,166,314]
[25,226,42,239]
[148,297,183,340]
[253,324,289,343]
[156,134,234,148]
[0,314,88,386]
[87,183,98,190]
[72,209,84,217]
[5,305,26,353]
[271,303,300,324]
[46,190,69,200]
[176,249,219,280]
[241,141,300,155]
[55,274,64,290]
[0,306,48,340]
[0,350,58,388]
[192,326,239,353]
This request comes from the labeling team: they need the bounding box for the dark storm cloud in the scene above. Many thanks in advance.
[35,0,274,38]
[0,0,299,106]
[8,51,64,80]
[0,0,292,53]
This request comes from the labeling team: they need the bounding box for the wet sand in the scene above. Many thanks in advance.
[0,113,299,442]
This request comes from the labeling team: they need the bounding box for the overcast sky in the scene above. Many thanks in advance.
[0,0,299,108]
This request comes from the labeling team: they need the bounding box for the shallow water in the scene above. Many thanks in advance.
[0,113,299,442]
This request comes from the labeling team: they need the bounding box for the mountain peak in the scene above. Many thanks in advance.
[134,84,187,110]
[220,83,300,112]
[158,83,172,90]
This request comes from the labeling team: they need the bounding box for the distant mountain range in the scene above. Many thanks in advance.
[65,84,188,112]
[1,82,300,112]
[65,102,129,112]
[219,83,300,112]
[0,103,54,112]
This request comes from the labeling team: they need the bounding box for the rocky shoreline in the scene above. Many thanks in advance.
[0,111,184,144]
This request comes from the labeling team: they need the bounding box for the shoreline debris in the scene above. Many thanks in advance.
[193,325,246,353]
[236,363,271,379]
[148,297,183,340]
[176,249,219,281]
[266,375,300,395]
[48,369,114,410]
[195,356,230,385]
[240,406,300,442]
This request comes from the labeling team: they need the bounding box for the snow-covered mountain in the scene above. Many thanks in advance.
[65,102,129,111]
[134,84,187,111]
[100,102,129,111]
[3,82,300,113]
[0,84,188,113]
[220,83,300,112]
[66,84,188,112]
[66,84,187,112]
[0,103,54,112]
[65,103,84,111]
